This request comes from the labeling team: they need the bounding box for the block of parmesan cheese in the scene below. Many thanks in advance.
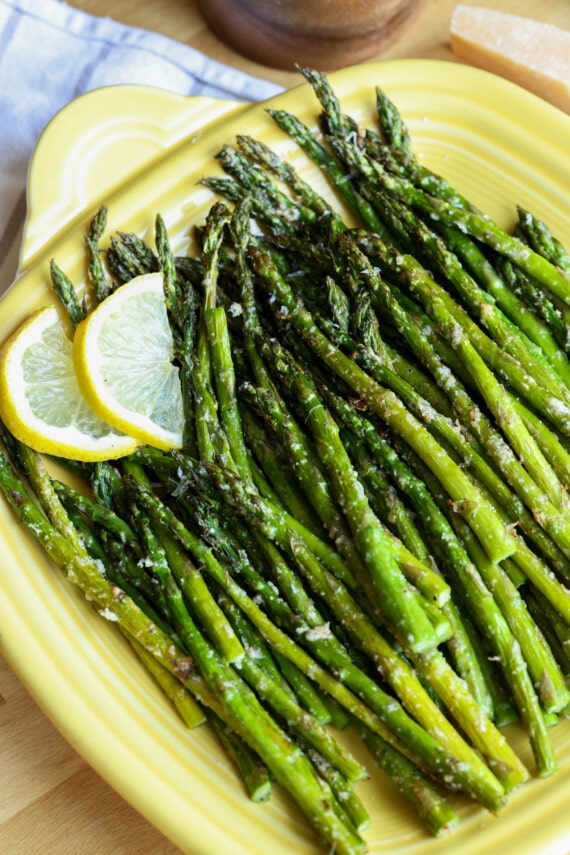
[450,5,570,113]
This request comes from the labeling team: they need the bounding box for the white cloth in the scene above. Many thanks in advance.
[0,0,282,293]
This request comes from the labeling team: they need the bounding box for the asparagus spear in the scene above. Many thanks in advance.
[107,233,152,282]
[326,132,570,305]
[361,238,569,510]
[161,454,521,796]
[288,533,525,789]
[49,260,87,327]
[235,132,345,234]
[0,446,367,855]
[338,425,495,716]
[240,404,328,535]
[358,722,459,837]
[341,235,570,551]
[192,202,231,463]
[215,143,318,230]
[383,200,570,398]
[333,145,570,439]
[132,450,511,809]
[301,72,570,386]
[267,107,389,236]
[246,334,446,653]
[246,242,517,565]
[85,205,113,302]
[516,206,570,274]
[128,636,206,729]
[8,67,570,846]
[397,445,561,775]
[440,224,570,387]
[206,709,272,802]
[313,383,567,733]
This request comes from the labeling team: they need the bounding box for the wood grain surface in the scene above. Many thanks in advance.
[2,1,569,852]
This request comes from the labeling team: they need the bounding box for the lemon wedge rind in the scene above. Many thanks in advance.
[0,306,139,461]
[72,273,184,452]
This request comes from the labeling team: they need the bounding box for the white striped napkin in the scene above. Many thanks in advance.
[0,0,282,295]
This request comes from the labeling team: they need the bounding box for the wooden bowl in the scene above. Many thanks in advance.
[196,0,424,70]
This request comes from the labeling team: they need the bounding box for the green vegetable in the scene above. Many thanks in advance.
[4,68,570,854]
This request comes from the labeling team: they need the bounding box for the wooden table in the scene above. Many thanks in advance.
[67,0,570,91]
[2,0,569,852]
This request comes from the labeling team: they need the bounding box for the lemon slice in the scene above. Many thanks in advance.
[73,273,184,450]
[0,306,139,461]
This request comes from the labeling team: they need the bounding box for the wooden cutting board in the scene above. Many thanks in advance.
[0,656,183,854]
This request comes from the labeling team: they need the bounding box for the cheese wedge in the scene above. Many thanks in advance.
[450,5,570,113]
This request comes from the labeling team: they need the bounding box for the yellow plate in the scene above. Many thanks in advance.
[2,59,570,855]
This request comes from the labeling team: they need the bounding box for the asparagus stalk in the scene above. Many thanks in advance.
[358,723,459,837]
[498,255,570,354]
[107,233,152,282]
[516,206,570,274]
[212,587,366,781]
[192,202,231,463]
[250,337,445,653]
[368,241,568,509]
[306,74,570,385]
[128,635,206,729]
[246,242,517,565]
[215,143,318,230]
[126,464,246,666]
[235,133,345,234]
[205,305,252,479]
[513,397,570,490]
[240,405,327,535]
[113,230,158,275]
[327,133,570,304]
[441,224,570,388]
[386,201,570,400]
[240,372,435,643]
[336,156,570,439]
[132,451,510,809]
[315,381,562,742]
[401,449,561,774]
[267,107,389,235]
[85,206,113,303]
[0,447,368,855]
[339,425,494,716]
[221,574,338,729]
[342,236,570,550]
[207,710,272,802]
[288,533,525,790]
[447,508,569,725]
[49,260,87,327]
[231,196,389,603]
